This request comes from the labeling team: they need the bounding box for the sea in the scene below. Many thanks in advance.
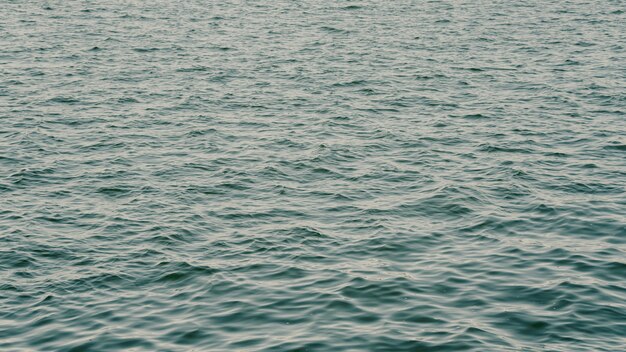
[1,1,625,351]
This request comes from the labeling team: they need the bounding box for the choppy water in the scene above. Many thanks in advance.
[2,1,626,351]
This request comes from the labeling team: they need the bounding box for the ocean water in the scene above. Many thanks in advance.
[1,0,625,351]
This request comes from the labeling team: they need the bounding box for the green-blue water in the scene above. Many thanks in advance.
[1,1,625,351]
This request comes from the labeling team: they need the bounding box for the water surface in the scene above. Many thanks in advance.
[1,1,625,351]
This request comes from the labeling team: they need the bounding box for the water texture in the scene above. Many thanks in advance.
[1,0,626,351]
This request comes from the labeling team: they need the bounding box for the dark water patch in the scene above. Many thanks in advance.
[175,66,210,72]
[320,26,350,34]
[462,113,492,119]
[132,47,162,53]
[153,263,217,284]
[341,5,363,11]
[47,96,80,104]
[331,80,368,87]
[95,186,134,198]
[603,144,626,151]
[117,97,139,103]
[478,144,533,153]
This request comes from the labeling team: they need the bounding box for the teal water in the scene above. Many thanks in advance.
[1,1,625,351]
